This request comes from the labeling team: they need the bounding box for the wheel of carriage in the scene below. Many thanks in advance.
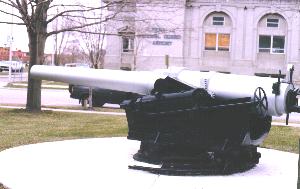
[254,87,268,118]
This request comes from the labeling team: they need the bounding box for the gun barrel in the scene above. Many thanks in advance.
[30,65,161,95]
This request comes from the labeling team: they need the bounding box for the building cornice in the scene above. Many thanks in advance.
[187,0,300,10]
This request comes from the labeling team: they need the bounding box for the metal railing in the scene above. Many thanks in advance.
[8,63,26,83]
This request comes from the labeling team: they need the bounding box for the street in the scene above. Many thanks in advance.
[0,73,80,106]
[0,87,80,106]
[0,72,27,83]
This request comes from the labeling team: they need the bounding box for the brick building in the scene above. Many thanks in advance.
[0,47,9,61]
[0,47,30,63]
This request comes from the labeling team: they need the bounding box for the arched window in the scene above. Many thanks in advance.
[257,14,287,54]
[203,12,232,52]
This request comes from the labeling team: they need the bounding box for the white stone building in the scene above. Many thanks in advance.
[104,0,300,81]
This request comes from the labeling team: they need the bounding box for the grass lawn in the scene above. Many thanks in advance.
[262,125,300,154]
[0,108,127,152]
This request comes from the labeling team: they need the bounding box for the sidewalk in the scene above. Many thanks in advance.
[272,121,300,127]
[7,83,68,89]
[0,79,68,89]
[0,105,125,116]
[0,81,7,87]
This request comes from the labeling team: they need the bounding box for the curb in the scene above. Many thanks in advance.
[0,105,126,116]
[8,83,68,89]
[271,122,300,127]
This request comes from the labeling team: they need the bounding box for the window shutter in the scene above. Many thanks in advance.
[218,34,230,50]
[205,33,217,50]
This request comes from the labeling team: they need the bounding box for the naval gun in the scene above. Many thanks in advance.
[30,65,300,175]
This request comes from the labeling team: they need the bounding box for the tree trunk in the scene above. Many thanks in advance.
[54,53,60,66]
[24,0,51,111]
[99,60,104,69]
[26,31,47,111]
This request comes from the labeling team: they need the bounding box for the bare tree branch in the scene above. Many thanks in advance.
[0,0,14,7]
[46,3,111,25]
[47,14,116,37]
[0,20,25,25]
[49,3,107,10]
[0,9,23,20]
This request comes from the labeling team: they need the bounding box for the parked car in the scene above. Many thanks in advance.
[69,84,141,107]
[65,63,90,68]
[0,61,24,72]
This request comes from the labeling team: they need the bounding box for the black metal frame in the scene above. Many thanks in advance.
[121,78,271,175]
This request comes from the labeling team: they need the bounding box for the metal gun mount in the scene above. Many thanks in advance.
[30,65,300,175]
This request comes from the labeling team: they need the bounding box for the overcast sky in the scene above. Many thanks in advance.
[0,24,59,53]
[0,0,101,53]
[0,22,33,53]
[0,3,53,53]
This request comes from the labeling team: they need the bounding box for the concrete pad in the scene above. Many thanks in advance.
[0,81,7,87]
[0,137,297,189]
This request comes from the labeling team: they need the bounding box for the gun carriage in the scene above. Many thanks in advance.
[30,65,300,175]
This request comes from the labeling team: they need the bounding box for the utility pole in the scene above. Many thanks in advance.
[9,6,13,62]
[8,6,14,82]
[53,8,59,66]
[51,32,55,66]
